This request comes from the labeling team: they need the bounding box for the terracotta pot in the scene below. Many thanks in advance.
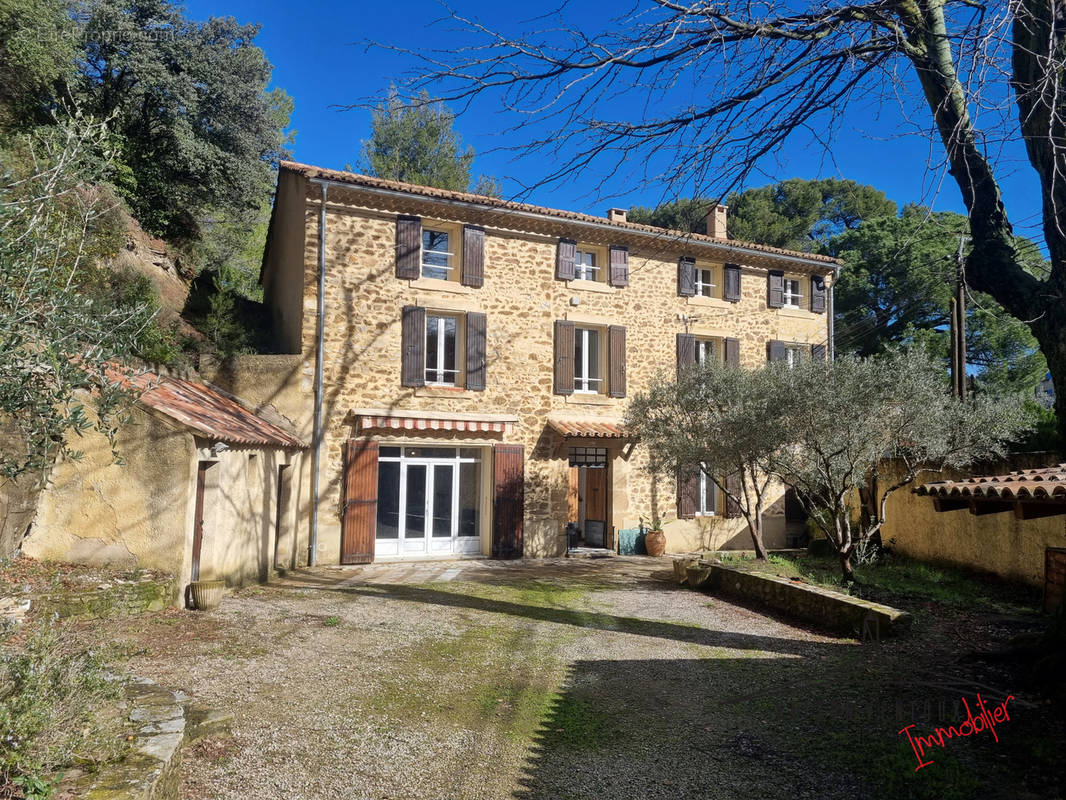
[645,529,667,557]
[189,580,225,611]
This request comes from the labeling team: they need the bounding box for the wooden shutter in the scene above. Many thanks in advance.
[341,439,378,564]
[553,320,575,395]
[768,339,787,363]
[609,245,629,287]
[608,325,626,398]
[677,333,696,375]
[724,263,742,302]
[810,275,827,313]
[811,343,827,362]
[492,444,525,558]
[767,270,785,308]
[401,305,426,387]
[461,225,485,288]
[465,312,487,390]
[725,472,742,519]
[556,239,577,280]
[725,337,740,367]
[395,216,421,279]
[678,257,696,297]
[677,470,699,520]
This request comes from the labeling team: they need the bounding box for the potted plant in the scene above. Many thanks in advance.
[642,515,667,557]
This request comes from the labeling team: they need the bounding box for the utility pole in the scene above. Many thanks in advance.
[949,236,969,399]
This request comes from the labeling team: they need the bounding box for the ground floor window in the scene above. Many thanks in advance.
[376,446,481,556]
[697,464,718,516]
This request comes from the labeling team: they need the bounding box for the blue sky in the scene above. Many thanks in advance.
[183,0,1045,243]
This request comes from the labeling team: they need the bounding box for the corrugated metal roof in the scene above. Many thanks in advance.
[548,418,630,439]
[915,464,1066,503]
[109,368,306,449]
[281,161,841,270]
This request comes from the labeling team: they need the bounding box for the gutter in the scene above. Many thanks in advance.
[308,180,328,567]
[306,176,839,274]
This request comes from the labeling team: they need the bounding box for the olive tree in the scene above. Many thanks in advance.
[627,361,787,559]
[770,349,1030,583]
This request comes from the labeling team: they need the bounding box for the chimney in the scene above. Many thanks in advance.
[706,204,728,238]
[607,207,627,223]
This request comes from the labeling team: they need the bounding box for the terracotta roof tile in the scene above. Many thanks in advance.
[108,368,306,449]
[548,418,630,438]
[281,161,841,270]
[914,464,1066,503]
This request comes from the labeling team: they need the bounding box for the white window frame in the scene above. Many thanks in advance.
[783,276,803,308]
[420,223,459,281]
[695,337,722,366]
[695,264,718,298]
[425,313,463,386]
[785,344,807,369]
[697,463,718,516]
[575,249,601,282]
[574,326,604,394]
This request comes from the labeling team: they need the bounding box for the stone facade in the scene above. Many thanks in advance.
[260,163,836,564]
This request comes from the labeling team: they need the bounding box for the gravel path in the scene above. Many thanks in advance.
[80,557,1063,800]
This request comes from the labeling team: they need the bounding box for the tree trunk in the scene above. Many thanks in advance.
[839,551,857,585]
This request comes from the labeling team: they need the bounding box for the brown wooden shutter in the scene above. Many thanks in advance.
[553,320,575,395]
[677,470,699,520]
[609,245,629,287]
[767,270,785,308]
[678,257,696,297]
[608,325,626,398]
[725,472,742,519]
[725,337,740,367]
[465,312,487,390]
[461,225,485,287]
[768,339,787,362]
[395,216,421,279]
[492,444,525,558]
[810,275,827,313]
[811,343,827,362]
[341,439,378,564]
[556,239,577,280]
[677,333,696,375]
[401,306,426,386]
[724,263,742,302]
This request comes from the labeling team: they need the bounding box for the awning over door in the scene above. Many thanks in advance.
[547,417,631,439]
[354,408,517,435]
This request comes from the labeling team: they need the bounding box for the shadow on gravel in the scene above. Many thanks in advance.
[336,583,847,657]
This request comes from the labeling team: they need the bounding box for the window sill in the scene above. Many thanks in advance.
[408,277,474,295]
[415,386,475,399]
[566,279,616,294]
[686,295,731,308]
[777,306,816,318]
[564,393,614,406]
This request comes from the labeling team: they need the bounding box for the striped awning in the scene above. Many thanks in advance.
[355,410,514,434]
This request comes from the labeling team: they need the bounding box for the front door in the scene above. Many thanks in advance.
[567,447,610,549]
[376,446,482,558]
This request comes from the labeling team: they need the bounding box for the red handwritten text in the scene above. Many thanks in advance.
[898,694,1015,771]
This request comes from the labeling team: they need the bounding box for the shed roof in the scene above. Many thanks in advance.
[547,418,630,439]
[110,369,306,449]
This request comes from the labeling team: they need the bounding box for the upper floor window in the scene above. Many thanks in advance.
[574,326,604,393]
[557,240,628,287]
[395,217,484,288]
[695,265,719,298]
[401,306,487,390]
[575,249,602,282]
[421,228,456,281]
[783,276,803,308]
[425,313,461,385]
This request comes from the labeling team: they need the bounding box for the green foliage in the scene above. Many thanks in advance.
[0,624,125,795]
[360,88,474,191]
[71,0,293,245]
[628,197,709,233]
[183,270,270,358]
[0,0,76,129]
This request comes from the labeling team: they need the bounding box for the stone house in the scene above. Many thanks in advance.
[256,161,838,565]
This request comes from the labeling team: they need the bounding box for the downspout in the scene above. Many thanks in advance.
[308,180,328,566]
[828,265,840,359]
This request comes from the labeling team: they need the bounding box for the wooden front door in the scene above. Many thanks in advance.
[584,467,608,547]
[342,439,378,564]
[191,461,214,581]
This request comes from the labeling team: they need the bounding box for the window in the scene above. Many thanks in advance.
[575,249,601,282]
[425,313,461,385]
[569,447,608,467]
[421,227,455,280]
[697,465,718,516]
[695,338,722,365]
[783,276,803,308]
[574,326,604,393]
[785,344,807,368]
[695,265,718,298]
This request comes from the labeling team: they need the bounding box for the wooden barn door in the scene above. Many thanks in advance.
[492,445,525,559]
[342,439,378,564]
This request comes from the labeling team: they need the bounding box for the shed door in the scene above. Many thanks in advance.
[342,439,378,564]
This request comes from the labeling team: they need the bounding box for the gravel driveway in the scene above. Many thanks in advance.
[81,557,1063,800]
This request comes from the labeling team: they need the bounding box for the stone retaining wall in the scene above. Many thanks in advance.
[701,561,912,637]
[36,576,176,620]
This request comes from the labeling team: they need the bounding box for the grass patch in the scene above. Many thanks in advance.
[324,615,341,627]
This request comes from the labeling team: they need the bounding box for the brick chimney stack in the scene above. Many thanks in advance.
[706,204,728,238]
[607,207,627,223]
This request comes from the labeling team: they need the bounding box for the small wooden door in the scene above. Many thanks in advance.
[191,461,213,581]
[342,440,378,564]
[584,467,608,548]
[492,445,525,558]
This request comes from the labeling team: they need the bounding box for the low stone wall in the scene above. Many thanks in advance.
[70,677,185,800]
[701,562,912,638]
[36,575,176,619]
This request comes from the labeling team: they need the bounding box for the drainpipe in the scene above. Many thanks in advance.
[828,265,840,359]
[308,180,328,566]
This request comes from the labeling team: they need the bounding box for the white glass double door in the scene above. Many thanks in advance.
[376,447,481,558]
